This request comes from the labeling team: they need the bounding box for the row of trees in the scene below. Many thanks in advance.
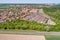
[1,18,60,32]
[0,19,47,31]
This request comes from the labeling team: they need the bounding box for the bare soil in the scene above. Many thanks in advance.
[0,34,45,40]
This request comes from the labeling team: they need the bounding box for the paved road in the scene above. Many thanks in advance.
[0,34,45,40]
[0,31,60,35]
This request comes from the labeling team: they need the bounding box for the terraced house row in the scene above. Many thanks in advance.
[0,6,56,25]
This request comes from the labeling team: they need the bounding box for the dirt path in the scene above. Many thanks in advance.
[0,34,45,40]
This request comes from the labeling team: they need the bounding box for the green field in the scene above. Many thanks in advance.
[46,35,60,40]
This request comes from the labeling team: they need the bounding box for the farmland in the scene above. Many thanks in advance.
[46,35,60,40]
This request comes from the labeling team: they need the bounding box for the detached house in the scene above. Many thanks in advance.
[0,6,56,25]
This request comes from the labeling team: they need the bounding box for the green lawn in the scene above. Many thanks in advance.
[46,35,60,40]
